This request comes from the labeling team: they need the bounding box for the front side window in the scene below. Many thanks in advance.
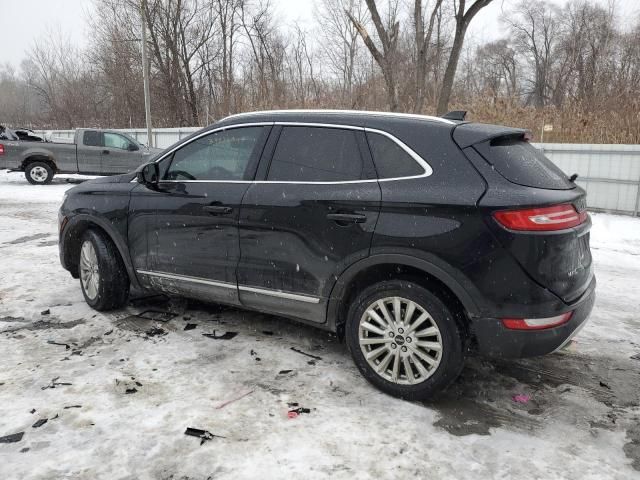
[267,127,363,182]
[165,127,264,181]
[366,132,425,179]
[104,132,133,150]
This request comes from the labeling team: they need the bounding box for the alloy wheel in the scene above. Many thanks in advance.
[29,166,49,183]
[80,240,100,300]
[358,296,443,385]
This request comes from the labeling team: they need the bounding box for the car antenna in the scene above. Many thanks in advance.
[442,110,467,121]
[569,173,579,182]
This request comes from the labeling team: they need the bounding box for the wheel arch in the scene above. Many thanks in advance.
[61,215,140,289]
[22,155,58,172]
[326,254,481,338]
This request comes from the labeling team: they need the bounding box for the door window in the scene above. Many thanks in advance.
[83,130,102,147]
[165,127,264,181]
[104,132,134,151]
[366,132,425,179]
[267,127,363,182]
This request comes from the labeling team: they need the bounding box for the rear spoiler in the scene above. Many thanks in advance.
[452,122,529,149]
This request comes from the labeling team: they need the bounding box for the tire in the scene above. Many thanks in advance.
[78,229,129,311]
[345,280,464,400]
[25,161,54,185]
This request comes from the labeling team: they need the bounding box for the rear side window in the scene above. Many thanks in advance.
[267,127,363,182]
[83,130,102,147]
[476,136,573,190]
[366,132,424,179]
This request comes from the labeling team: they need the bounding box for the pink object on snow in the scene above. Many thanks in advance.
[512,394,531,404]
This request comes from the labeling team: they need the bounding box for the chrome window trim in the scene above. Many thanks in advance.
[144,121,433,185]
[137,269,320,304]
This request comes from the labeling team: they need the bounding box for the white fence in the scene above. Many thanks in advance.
[37,128,640,216]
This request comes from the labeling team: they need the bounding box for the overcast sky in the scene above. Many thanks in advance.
[1,0,638,70]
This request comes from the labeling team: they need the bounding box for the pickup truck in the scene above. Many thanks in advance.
[0,128,162,184]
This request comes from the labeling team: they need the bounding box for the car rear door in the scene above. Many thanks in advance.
[78,130,104,174]
[132,125,270,306]
[237,124,381,323]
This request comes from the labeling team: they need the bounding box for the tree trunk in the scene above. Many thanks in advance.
[437,24,466,115]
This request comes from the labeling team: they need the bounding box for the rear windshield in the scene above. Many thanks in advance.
[475,136,573,190]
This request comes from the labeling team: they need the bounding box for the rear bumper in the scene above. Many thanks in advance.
[473,278,596,358]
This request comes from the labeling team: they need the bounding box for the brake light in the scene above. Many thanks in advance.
[502,312,573,331]
[0,144,4,155]
[493,204,587,231]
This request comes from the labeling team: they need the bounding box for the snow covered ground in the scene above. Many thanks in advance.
[0,169,639,479]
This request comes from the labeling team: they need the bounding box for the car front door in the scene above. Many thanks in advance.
[101,132,144,174]
[132,125,271,305]
[237,125,381,323]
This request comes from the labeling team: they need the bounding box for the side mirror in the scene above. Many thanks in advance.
[136,162,159,187]
[128,143,139,151]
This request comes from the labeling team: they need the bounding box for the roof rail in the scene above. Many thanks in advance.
[222,109,455,125]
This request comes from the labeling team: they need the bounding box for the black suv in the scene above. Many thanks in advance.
[59,110,595,399]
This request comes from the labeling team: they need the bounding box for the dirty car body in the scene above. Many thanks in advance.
[58,110,595,399]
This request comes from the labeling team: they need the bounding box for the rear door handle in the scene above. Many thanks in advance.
[326,213,367,224]
[203,205,233,215]
[102,149,110,154]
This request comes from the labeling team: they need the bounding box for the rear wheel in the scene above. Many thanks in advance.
[345,280,464,400]
[79,229,129,311]
[25,161,54,185]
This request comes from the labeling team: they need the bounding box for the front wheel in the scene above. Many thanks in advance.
[25,161,54,185]
[345,280,464,400]
[79,229,129,311]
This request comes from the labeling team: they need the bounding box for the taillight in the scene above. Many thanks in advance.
[493,204,587,231]
[0,144,4,155]
[502,312,573,331]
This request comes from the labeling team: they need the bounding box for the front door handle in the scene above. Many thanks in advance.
[326,213,367,224]
[203,205,233,215]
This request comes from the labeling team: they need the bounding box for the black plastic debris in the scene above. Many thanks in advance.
[290,347,322,361]
[145,326,167,337]
[63,405,82,409]
[104,329,114,336]
[41,309,50,315]
[184,323,197,331]
[138,310,178,322]
[250,350,261,361]
[202,331,237,340]
[125,387,138,394]
[0,432,24,443]
[278,370,293,375]
[599,381,611,390]
[47,340,70,350]
[41,377,72,390]
[32,419,47,428]
[289,407,311,414]
[29,409,35,414]
[184,427,226,445]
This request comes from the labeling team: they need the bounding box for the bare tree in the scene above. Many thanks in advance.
[347,0,401,111]
[436,0,492,114]
[413,0,444,113]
